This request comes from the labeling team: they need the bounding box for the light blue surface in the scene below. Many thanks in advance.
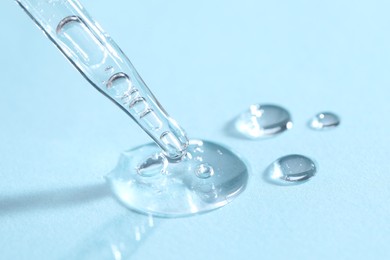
[1,0,389,259]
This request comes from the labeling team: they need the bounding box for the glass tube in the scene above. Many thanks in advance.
[16,0,189,160]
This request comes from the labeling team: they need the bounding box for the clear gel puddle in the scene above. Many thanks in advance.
[234,104,292,139]
[265,154,317,185]
[106,140,248,217]
[309,112,340,130]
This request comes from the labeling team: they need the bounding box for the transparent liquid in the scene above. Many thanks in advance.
[106,140,248,217]
[265,154,316,185]
[309,112,340,130]
[234,104,293,139]
[18,0,248,217]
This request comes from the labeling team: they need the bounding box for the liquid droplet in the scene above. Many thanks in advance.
[234,104,292,139]
[106,72,132,98]
[195,163,214,179]
[265,154,316,185]
[106,140,248,217]
[309,112,340,130]
[136,153,167,177]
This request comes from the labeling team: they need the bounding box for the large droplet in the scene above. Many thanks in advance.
[106,140,248,217]
[265,154,317,185]
[234,104,292,139]
[309,112,340,130]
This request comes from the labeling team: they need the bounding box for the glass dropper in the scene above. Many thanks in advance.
[17,0,188,160]
[17,0,248,217]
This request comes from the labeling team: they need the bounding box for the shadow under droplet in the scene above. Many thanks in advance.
[63,212,160,260]
[0,183,110,216]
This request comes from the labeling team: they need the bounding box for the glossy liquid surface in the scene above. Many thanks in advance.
[309,112,340,130]
[265,154,317,185]
[106,140,248,217]
[235,104,292,139]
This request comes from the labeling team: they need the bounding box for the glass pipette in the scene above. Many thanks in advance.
[16,0,248,217]
[16,0,188,160]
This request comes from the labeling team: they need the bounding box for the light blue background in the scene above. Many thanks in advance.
[1,0,389,259]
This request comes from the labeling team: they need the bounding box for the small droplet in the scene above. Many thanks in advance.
[265,154,316,185]
[106,72,132,98]
[234,104,292,139]
[136,153,167,177]
[195,163,214,179]
[309,112,340,130]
